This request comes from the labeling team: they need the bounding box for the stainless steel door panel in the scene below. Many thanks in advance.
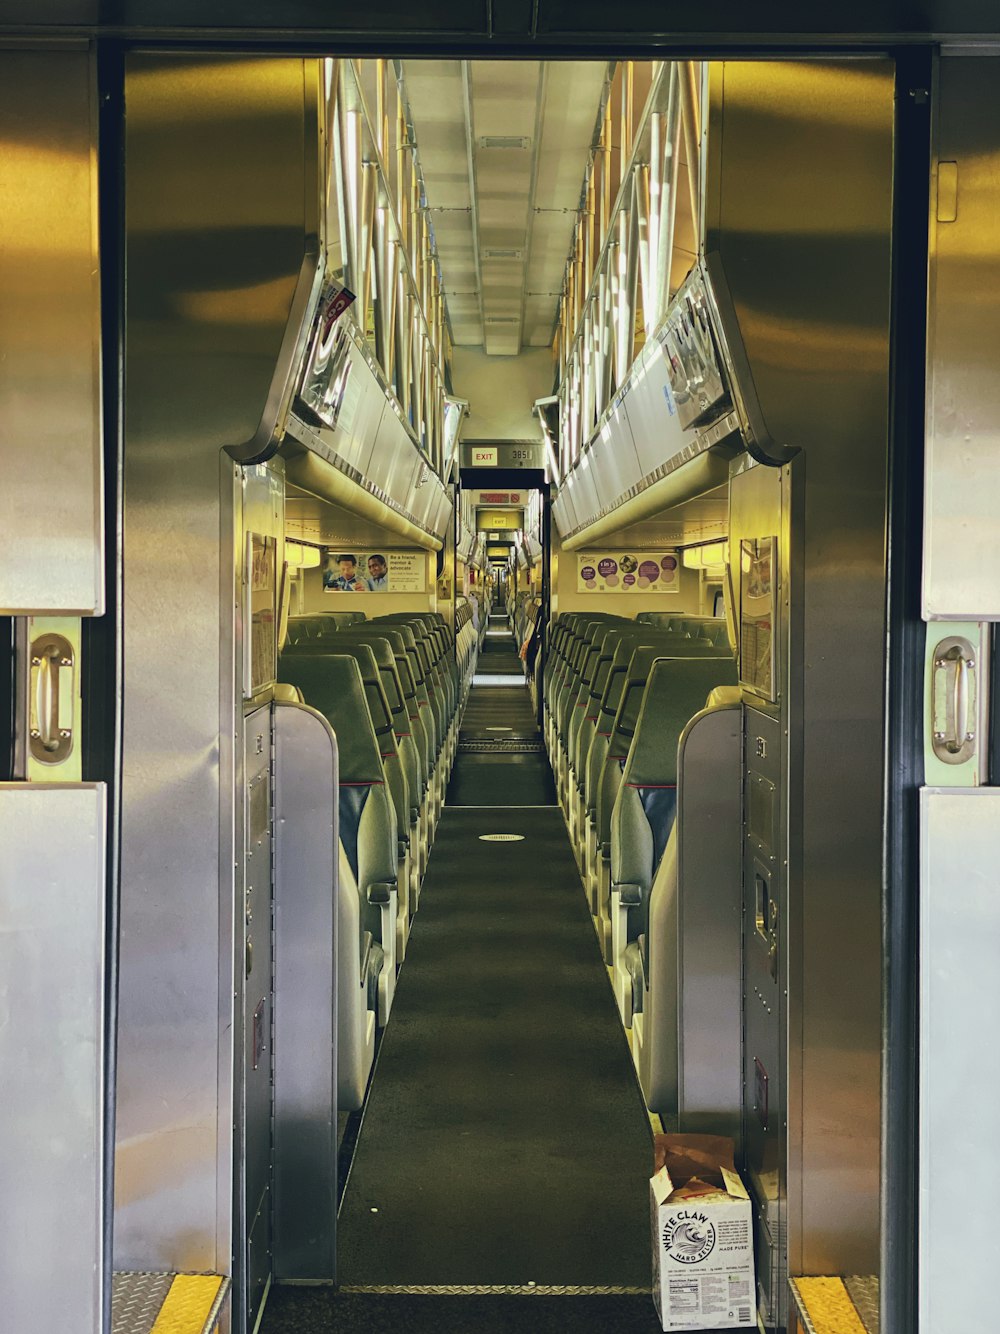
[272,701,339,1280]
[712,61,892,1288]
[118,55,320,1290]
[920,788,1000,1333]
[242,705,273,1290]
[0,783,107,1334]
[924,58,1000,619]
[0,48,104,615]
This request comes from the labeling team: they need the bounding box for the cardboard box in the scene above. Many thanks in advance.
[650,1141,756,1331]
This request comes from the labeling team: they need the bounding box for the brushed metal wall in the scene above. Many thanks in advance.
[0,46,104,615]
[115,54,320,1287]
[0,783,107,1333]
[924,56,1000,618]
[921,54,1000,1334]
[707,60,895,1281]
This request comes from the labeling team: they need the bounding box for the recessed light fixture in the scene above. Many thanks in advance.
[478,135,530,150]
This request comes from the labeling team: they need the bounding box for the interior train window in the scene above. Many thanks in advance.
[739,536,776,701]
[246,533,277,697]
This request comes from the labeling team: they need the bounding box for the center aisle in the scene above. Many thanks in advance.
[263,609,666,1333]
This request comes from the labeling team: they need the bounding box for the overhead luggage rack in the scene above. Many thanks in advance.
[111,1273,229,1334]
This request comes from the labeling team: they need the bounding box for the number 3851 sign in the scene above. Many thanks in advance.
[577,551,680,593]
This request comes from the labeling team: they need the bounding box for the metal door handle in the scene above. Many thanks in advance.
[29,633,75,765]
[932,636,977,764]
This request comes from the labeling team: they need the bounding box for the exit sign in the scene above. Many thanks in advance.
[462,442,544,470]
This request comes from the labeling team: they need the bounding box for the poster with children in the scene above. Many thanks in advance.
[323,549,426,593]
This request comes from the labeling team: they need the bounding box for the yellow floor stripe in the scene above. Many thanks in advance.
[150,1275,224,1334]
[793,1278,868,1334]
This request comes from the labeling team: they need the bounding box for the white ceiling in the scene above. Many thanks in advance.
[402,59,608,357]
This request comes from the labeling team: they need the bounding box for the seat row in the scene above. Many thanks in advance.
[278,608,474,1110]
[455,595,484,665]
[544,610,738,1113]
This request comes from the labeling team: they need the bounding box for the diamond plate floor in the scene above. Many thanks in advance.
[111,1273,229,1334]
[112,1274,175,1334]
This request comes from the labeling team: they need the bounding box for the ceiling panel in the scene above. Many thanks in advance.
[404,57,607,356]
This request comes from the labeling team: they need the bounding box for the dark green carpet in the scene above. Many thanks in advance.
[446,752,555,807]
[477,620,524,676]
[335,806,654,1288]
[261,1289,674,1332]
[452,623,547,806]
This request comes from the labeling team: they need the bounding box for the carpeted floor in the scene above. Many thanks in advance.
[334,807,653,1288]
[448,617,553,806]
[260,1289,672,1333]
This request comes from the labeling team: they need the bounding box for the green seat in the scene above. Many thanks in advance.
[635,686,742,1118]
[591,637,732,952]
[336,628,428,919]
[279,650,399,1023]
[609,655,738,1026]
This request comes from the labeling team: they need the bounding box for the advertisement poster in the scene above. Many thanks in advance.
[577,551,680,593]
[323,549,425,593]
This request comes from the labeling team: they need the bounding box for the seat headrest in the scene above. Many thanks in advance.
[278,651,385,781]
[623,657,740,787]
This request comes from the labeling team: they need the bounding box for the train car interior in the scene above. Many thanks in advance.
[4,19,1000,1334]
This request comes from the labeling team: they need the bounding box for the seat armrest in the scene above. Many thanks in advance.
[397,836,409,859]
[615,882,643,908]
[367,881,396,906]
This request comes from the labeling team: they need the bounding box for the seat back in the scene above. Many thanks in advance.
[574,625,671,789]
[611,655,738,953]
[588,632,718,824]
[555,616,620,744]
[332,633,419,826]
[278,652,397,944]
[639,687,742,1121]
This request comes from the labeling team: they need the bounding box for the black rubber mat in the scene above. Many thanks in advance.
[261,1289,677,1333]
[459,684,539,740]
[335,806,654,1288]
